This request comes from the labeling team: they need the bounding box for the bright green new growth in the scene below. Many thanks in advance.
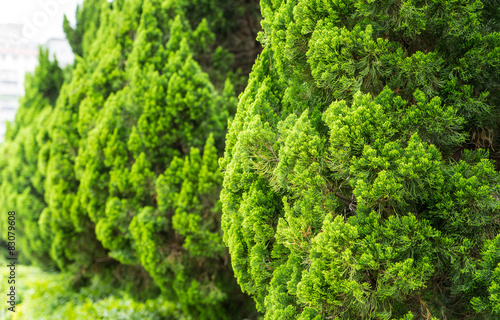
[221,0,500,319]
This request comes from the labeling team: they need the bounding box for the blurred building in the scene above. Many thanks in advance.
[0,24,38,141]
[45,37,74,67]
[0,24,74,142]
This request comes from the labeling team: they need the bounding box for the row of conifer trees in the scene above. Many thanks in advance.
[1,0,500,319]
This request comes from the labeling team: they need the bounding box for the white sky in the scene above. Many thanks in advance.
[0,0,85,44]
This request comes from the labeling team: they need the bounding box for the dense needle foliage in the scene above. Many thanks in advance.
[2,0,500,319]
[220,0,500,319]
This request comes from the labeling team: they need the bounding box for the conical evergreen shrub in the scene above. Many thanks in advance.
[220,1,500,319]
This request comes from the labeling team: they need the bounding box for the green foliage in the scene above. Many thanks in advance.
[472,233,500,317]
[221,0,500,319]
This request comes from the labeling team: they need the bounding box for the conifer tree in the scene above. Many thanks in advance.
[63,0,107,57]
[0,48,64,267]
[31,0,261,318]
[221,1,500,319]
